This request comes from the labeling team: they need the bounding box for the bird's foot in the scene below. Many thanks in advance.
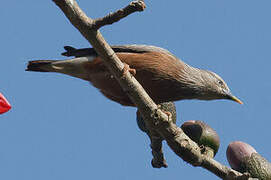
[122,63,136,77]
[157,104,172,120]
[163,111,172,120]
[161,110,172,121]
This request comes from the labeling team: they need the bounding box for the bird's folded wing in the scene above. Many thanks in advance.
[61,45,173,57]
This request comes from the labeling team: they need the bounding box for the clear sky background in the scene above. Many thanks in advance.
[1,0,270,179]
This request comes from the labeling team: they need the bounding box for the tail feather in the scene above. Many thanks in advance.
[26,60,57,72]
[62,46,97,57]
[26,58,91,81]
[62,46,77,57]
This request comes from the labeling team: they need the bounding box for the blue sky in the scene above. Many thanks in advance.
[1,0,271,179]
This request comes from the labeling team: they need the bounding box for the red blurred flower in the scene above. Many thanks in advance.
[0,93,11,114]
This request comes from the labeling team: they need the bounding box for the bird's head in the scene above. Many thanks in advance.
[197,70,243,104]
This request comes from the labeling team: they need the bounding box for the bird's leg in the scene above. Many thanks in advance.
[122,63,136,77]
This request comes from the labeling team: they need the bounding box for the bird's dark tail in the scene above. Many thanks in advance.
[26,60,58,72]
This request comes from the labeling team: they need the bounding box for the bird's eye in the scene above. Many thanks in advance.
[218,80,224,86]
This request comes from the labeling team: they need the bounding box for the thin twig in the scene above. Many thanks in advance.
[93,1,146,30]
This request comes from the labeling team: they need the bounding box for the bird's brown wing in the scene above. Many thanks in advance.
[83,51,185,106]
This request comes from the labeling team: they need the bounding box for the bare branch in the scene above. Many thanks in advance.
[52,0,257,179]
[93,1,146,30]
[148,131,168,168]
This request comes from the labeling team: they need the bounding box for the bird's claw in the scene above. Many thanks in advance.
[122,63,136,77]
[163,111,172,122]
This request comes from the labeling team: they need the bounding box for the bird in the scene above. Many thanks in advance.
[26,44,243,106]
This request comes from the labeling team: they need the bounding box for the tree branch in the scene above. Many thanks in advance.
[93,1,146,30]
[52,0,256,179]
[148,130,168,168]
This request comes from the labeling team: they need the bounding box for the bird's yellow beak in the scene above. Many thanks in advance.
[229,95,243,104]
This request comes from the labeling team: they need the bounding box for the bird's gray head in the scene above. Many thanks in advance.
[197,70,243,104]
[180,66,243,104]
